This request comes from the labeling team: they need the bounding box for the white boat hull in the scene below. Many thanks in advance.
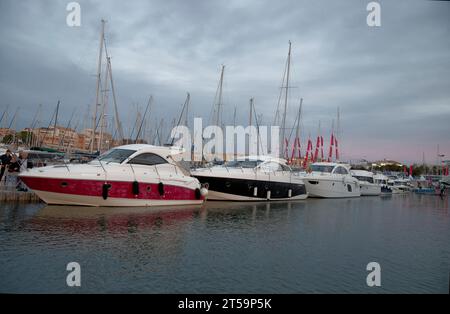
[360,183,381,196]
[303,178,361,198]
[33,190,204,207]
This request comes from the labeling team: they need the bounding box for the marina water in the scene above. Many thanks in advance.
[0,194,449,293]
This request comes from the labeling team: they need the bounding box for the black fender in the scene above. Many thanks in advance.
[158,182,164,196]
[132,181,139,195]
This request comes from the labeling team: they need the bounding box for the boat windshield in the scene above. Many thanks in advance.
[224,160,261,168]
[310,165,334,173]
[96,149,136,164]
[353,176,374,183]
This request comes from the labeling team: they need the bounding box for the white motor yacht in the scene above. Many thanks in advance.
[191,156,308,201]
[350,169,381,196]
[373,173,392,194]
[300,162,360,198]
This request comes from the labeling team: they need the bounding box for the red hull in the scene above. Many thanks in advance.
[21,176,203,202]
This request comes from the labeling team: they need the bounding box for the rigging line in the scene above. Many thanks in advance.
[0,104,10,127]
[39,103,57,147]
[170,93,190,146]
[86,109,105,152]
[58,108,76,148]
[251,100,266,155]
[273,55,288,126]
[135,96,152,142]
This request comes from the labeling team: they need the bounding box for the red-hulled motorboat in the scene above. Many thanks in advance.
[20,144,207,207]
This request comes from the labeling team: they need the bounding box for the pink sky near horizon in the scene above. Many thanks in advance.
[342,138,450,165]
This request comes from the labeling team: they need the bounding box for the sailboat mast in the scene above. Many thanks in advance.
[281,41,291,157]
[98,55,110,152]
[215,65,225,127]
[185,92,189,128]
[51,100,60,145]
[295,98,302,145]
[108,58,124,144]
[91,19,105,153]
[249,98,253,127]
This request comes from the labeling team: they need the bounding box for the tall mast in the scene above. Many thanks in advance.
[281,41,291,157]
[213,65,225,127]
[328,119,335,162]
[295,98,302,146]
[91,19,105,153]
[336,106,341,160]
[318,120,323,161]
[108,57,124,144]
[249,98,253,127]
[336,107,341,139]
[98,54,110,152]
[51,100,60,145]
[185,92,189,128]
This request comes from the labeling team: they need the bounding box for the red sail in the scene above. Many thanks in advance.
[313,136,320,162]
[328,133,334,161]
[334,137,339,160]
[320,136,324,160]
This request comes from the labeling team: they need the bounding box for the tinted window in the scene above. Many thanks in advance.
[310,165,334,173]
[335,167,348,175]
[354,176,374,183]
[98,149,136,163]
[224,160,261,168]
[128,153,168,166]
[260,161,282,172]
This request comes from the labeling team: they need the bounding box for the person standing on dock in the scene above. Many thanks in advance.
[13,151,31,192]
[0,149,12,184]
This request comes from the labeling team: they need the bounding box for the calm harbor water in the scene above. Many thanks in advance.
[0,194,449,293]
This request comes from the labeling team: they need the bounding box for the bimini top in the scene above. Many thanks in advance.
[236,155,288,165]
[112,144,184,157]
[350,169,374,178]
[373,173,389,180]
[310,162,351,169]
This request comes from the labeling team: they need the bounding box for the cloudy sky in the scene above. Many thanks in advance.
[0,0,449,163]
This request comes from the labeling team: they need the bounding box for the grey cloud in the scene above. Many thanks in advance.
[0,0,449,163]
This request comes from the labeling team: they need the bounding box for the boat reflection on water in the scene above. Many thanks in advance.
[33,204,202,234]
[31,199,310,234]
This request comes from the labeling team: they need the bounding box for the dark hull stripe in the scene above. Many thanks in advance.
[193,175,306,199]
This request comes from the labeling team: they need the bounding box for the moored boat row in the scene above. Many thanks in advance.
[18,144,434,207]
